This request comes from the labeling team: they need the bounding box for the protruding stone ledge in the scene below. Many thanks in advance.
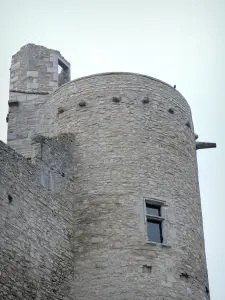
[8,99,19,107]
[196,142,217,150]
[10,89,50,95]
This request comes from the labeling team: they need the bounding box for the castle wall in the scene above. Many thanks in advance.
[0,135,75,300]
[37,73,209,299]
[7,92,50,157]
[5,42,211,299]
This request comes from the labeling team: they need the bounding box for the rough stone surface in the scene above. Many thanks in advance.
[0,135,75,300]
[0,44,212,299]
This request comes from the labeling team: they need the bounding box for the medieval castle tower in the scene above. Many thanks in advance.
[0,44,216,299]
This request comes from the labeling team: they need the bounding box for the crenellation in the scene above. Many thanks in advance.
[0,43,216,300]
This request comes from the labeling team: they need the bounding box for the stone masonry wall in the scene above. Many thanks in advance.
[0,134,75,300]
[37,73,209,299]
[7,91,50,157]
[5,44,212,300]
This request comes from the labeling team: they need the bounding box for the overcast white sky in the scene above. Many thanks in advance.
[0,0,224,299]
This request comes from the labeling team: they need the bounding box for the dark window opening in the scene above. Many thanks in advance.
[146,203,160,216]
[147,220,163,243]
[58,59,70,87]
[8,194,13,203]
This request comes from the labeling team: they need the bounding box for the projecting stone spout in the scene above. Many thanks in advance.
[196,141,217,150]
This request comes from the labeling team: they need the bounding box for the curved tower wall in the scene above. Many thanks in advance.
[39,73,209,299]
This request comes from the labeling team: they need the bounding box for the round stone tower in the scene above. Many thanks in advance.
[7,45,216,300]
[43,73,211,300]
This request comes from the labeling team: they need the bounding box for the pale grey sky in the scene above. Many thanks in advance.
[0,0,224,299]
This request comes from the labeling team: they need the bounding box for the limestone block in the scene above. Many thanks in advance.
[27,71,38,77]
[27,82,39,89]
[11,76,18,83]
[91,236,104,243]
[53,73,58,81]
[11,61,20,71]
[49,81,58,87]
[47,67,57,73]
[17,95,27,101]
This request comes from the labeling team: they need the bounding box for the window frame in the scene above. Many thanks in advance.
[57,58,70,87]
[144,198,165,244]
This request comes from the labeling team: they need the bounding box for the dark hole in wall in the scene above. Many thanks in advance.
[186,122,191,128]
[112,96,121,103]
[180,272,190,281]
[8,100,19,107]
[168,108,174,114]
[142,97,149,104]
[78,101,86,107]
[8,194,13,203]
[57,107,65,115]
[142,265,152,274]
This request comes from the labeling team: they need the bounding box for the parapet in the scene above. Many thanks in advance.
[10,43,71,93]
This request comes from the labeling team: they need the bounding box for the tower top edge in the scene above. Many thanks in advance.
[11,43,70,66]
[70,71,173,88]
[55,71,184,98]
[16,43,60,53]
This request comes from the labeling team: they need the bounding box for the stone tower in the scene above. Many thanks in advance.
[7,44,70,156]
[0,44,216,300]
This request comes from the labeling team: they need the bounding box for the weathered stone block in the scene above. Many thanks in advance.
[27,82,39,89]
[27,71,38,77]
[47,67,57,73]
[49,81,58,87]
[10,76,18,83]
[11,61,20,71]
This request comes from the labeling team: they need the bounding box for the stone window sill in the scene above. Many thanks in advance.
[146,241,171,248]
